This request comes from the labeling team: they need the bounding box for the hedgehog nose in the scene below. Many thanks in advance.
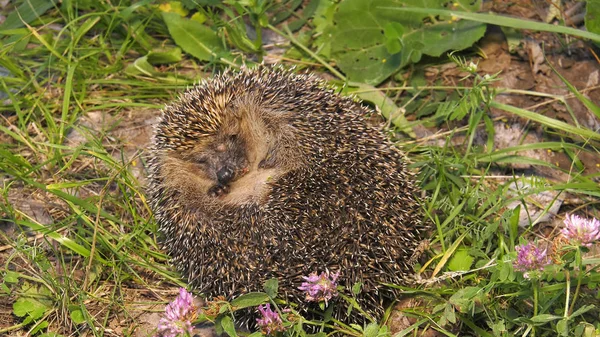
[217,166,234,184]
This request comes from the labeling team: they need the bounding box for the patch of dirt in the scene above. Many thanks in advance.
[417,8,600,182]
[66,108,160,186]
[388,298,445,336]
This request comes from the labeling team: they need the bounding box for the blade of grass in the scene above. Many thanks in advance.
[380,7,600,43]
[545,58,600,120]
[490,101,600,142]
[16,218,106,264]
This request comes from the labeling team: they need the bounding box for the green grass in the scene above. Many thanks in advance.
[1,1,599,336]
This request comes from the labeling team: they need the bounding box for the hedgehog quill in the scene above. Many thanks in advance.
[148,66,427,325]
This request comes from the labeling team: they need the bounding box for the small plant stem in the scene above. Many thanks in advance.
[219,56,240,68]
[533,279,539,337]
[354,85,600,100]
[332,328,362,337]
[533,281,539,316]
[569,275,583,316]
[564,269,571,318]
[568,247,584,315]
[268,24,347,81]
[0,321,28,333]
[254,20,263,62]
[336,293,376,323]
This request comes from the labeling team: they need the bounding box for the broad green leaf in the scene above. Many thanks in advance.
[221,315,238,337]
[13,298,31,317]
[587,2,600,41]
[0,0,56,31]
[31,320,49,335]
[30,305,47,320]
[556,318,568,336]
[323,302,334,322]
[363,323,379,337]
[218,304,230,314]
[403,19,486,57]
[263,278,279,299]
[530,314,562,324]
[498,258,513,282]
[214,315,224,335]
[70,309,86,324]
[162,12,225,61]
[447,248,474,271]
[13,297,49,318]
[4,271,20,283]
[448,286,483,314]
[444,303,456,324]
[147,48,183,64]
[328,0,484,85]
[230,292,269,309]
[351,282,362,295]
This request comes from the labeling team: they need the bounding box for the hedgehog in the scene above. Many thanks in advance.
[147,66,427,326]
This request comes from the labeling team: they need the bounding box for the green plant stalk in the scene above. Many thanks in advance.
[546,56,600,120]
[569,275,583,316]
[328,326,361,337]
[268,24,346,81]
[381,7,600,43]
[0,321,28,334]
[490,101,600,142]
[253,16,263,62]
[336,293,376,323]
[564,269,570,319]
[353,85,597,100]
[568,247,584,315]
[533,279,539,337]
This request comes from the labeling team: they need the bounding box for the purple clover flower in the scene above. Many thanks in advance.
[560,213,600,248]
[155,288,197,337]
[256,304,285,335]
[514,242,550,279]
[298,270,340,305]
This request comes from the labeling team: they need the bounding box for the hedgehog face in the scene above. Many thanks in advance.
[156,96,304,208]
[191,132,250,197]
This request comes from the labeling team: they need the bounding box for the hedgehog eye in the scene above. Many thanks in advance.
[228,134,238,141]
[196,156,209,165]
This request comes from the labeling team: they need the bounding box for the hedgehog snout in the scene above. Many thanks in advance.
[217,166,235,184]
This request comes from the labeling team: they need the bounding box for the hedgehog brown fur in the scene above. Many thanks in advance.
[147,66,427,325]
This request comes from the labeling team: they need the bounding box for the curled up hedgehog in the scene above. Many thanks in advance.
[147,66,427,325]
